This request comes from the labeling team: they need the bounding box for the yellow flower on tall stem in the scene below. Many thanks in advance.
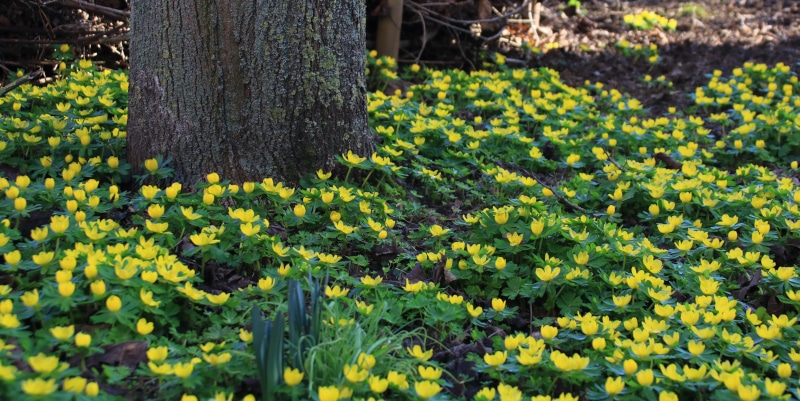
[283,367,304,386]
[414,380,442,399]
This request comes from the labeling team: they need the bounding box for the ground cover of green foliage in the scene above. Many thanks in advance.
[0,46,799,401]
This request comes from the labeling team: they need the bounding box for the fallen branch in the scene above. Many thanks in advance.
[405,0,531,41]
[56,0,130,21]
[495,160,588,214]
[531,173,588,214]
[0,69,43,97]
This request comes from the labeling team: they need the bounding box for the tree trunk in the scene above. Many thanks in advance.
[127,0,375,185]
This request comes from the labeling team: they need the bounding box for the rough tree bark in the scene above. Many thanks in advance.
[127,0,375,185]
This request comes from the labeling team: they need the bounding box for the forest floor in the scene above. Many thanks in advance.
[407,0,800,116]
[1,1,800,400]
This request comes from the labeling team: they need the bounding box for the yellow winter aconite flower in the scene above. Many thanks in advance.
[148,361,173,375]
[317,385,339,401]
[171,361,194,379]
[466,302,483,317]
[659,363,686,382]
[21,378,58,396]
[414,380,442,399]
[550,350,590,371]
[506,232,523,246]
[368,375,389,393]
[540,325,558,339]
[659,391,679,401]
[491,298,506,312]
[406,345,433,361]
[75,332,91,347]
[737,384,761,401]
[535,265,560,282]
[202,352,232,366]
[429,224,449,237]
[140,288,161,308]
[3,250,21,266]
[343,364,369,383]
[325,285,349,298]
[494,208,509,224]
[239,222,260,237]
[317,253,342,265]
[190,232,219,246]
[402,279,426,293]
[21,289,39,307]
[137,318,154,335]
[205,292,230,305]
[483,350,507,366]
[316,169,332,180]
[257,277,276,291]
[50,325,75,341]
[144,158,159,173]
[333,220,357,235]
[566,153,581,166]
[63,376,87,393]
[28,353,60,374]
[605,376,624,395]
[181,206,202,220]
[341,150,367,165]
[360,275,383,286]
[32,251,54,266]
[58,281,75,297]
[106,295,122,312]
[283,367,303,386]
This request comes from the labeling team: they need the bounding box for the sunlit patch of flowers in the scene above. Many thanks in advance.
[643,74,673,89]
[616,39,661,64]
[1,42,800,400]
[623,10,678,31]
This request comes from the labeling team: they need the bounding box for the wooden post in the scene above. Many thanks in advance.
[375,0,403,60]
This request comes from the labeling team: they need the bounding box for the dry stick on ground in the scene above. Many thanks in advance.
[450,27,477,70]
[530,173,588,214]
[410,6,428,64]
[603,147,630,174]
[495,160,589,214]
[405,0,531,40]
[411,0,531,25]
[0,70,43,97]
[56,0,130,21]
[0,30,128,46]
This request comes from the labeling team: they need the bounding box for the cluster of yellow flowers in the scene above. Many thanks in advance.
[1,47,799,400]
[623,10,678,31]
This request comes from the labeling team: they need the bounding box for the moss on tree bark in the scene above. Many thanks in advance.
[127,0,375,185]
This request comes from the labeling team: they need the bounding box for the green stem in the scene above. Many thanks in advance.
[344,167,353,183]
[361,170,375,188]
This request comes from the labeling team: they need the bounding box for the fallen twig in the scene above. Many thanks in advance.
[405,0,531,41]
[495,160,588,214]
[56,0,130,21]
[0,70,43,97]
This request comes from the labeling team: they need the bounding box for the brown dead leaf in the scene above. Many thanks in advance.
[84,341,149,370]
[477,0,496,33]
[404,263,428,284]
[654,152,682,170]
[733,270,761,301]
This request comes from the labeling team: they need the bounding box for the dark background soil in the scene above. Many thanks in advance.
[524,0,800,115]
[379,0,800,115]
[3,0,799,109]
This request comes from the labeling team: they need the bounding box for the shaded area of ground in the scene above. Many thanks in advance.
[528,0,800,115]
[393,0,800,114]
